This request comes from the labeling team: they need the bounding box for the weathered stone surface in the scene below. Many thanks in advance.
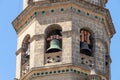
[13,0,115,80]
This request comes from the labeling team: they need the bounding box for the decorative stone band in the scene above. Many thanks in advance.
[19,63,107,80]
[28,68,88,80]
[12,0,115,37]
[12,0,109,33]
[18,64,91,80]
[88,74,102,80]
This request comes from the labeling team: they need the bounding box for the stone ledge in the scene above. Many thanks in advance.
[12,0,109,33]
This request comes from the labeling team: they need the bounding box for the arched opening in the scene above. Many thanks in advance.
[80,29,94,56]
[21,34,30,76]
[45,24,62,63]
[45,24,62,53]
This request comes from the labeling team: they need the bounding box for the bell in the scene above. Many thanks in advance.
[80,42,92,56]
[47,39,61,53]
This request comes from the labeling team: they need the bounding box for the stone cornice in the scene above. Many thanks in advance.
[19,63,108,80]
[12,0,115,38]
[19,64,89,80]
[105,9,116,38]
[12,0,108,32]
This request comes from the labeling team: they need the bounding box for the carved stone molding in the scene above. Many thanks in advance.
[30,34,45,42]
[16,48,23,55]
[62,31,72,38]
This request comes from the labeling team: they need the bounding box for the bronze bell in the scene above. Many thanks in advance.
[80,41,92,56]
[47,39,61,53]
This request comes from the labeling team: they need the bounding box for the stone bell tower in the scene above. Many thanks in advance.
[12,0,115,80]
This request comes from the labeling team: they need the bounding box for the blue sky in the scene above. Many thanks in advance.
[0,0,119,80]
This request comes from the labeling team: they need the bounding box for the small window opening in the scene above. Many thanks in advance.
[46,29,62,53]
[21,35,30,76]
[80,29,93,56]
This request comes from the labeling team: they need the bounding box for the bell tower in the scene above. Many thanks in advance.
[12,0,115,80]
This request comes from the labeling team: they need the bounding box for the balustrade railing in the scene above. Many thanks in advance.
[80,54,94,68]
[21,60,30,76]
[45,51,62,64]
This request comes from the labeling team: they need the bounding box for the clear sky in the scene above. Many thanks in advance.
[0,0,119,80]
